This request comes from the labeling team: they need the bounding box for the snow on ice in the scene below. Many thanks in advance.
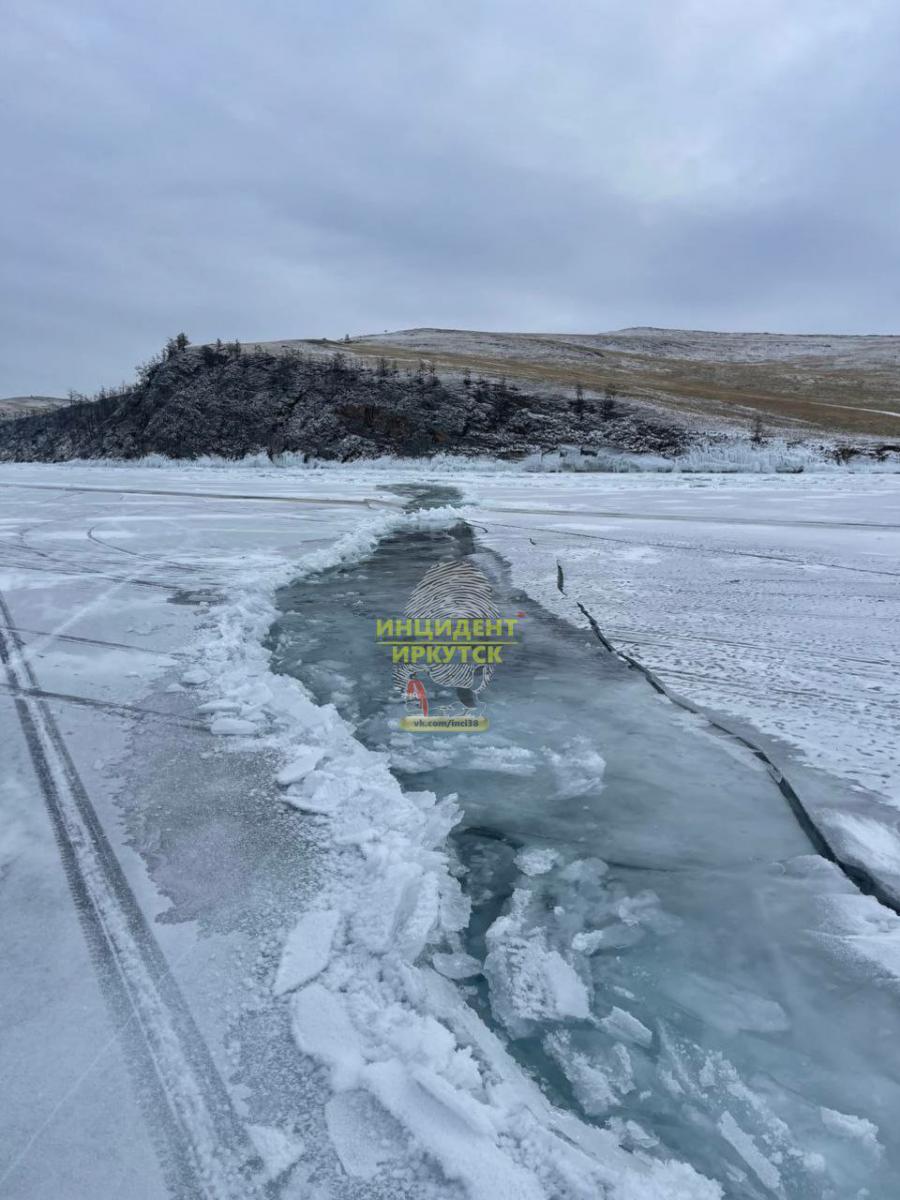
[5,456,900,1199]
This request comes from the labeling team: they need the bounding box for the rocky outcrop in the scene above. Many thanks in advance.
[0,343,688,462]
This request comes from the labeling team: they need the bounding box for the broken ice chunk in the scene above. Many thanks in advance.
[432,952,482,980]
[515,847,560,876]
[820,1106,883,1156]
[484,933,591,1037]
[659,973,790,1036]
[210,716,258,736]
[324,1091,407,1180]
[599,1006,652,1047]
[572,925,645,953]
[276,746,326,786]
[246,1124,305,1181]
[283,793,336,815]
[291,983,364,1089]
[274,909,341,996]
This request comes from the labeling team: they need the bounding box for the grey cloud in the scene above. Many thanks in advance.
[1,0,898,394]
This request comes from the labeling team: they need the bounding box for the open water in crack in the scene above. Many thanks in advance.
[267,484,900,1199]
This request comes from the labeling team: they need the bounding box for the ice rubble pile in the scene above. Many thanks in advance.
[183,505,722,1199]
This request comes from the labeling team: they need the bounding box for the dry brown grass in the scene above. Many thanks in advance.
[336,341,900,439]
[248,333,900,439]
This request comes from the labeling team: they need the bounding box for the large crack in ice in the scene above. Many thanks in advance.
[574,596,900,917]
[184,492,900,1199]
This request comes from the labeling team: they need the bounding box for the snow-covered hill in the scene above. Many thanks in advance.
[287,326,900,439]
[0,393,67,420]
[359,326,900,367]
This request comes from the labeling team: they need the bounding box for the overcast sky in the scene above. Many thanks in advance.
[2,0,898,396]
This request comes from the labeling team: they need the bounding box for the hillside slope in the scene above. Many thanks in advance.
[0,394,67,420]
[0,342,686,462]
[252,327,900,439]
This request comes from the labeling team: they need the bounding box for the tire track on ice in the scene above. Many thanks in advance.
[0,590,273,1200]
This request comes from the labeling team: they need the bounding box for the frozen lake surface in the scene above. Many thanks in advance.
[3,459,900,1200]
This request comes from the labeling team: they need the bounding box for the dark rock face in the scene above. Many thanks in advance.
[0,345,688,462]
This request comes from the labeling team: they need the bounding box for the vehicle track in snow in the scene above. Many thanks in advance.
[478,514,900,796]
[86,524,206,574]
[571,593,900,916]
[480,518,900,580]
[479,501,900,532]
[0,484,399,597]
[0,590,273,1200]
[0,679,205,727]
[622,664,900,713]
[598,620,900,670]
[0,541,186,590]
[14,519,210,584]
[0,621,189,658]
[0,480,403,509]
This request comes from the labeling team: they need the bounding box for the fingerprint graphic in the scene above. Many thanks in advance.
[393,558,499,708]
